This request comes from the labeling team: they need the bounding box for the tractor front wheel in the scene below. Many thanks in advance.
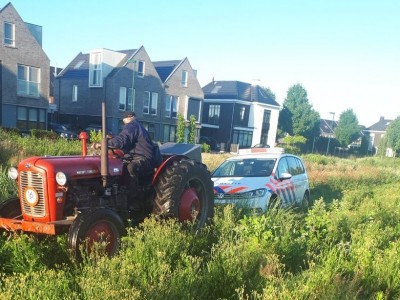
[67,208,125,259]
[0,197,22,218]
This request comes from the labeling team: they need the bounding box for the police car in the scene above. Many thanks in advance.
[211,148,310,213]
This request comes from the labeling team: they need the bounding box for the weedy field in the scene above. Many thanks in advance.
[1,130,400,299]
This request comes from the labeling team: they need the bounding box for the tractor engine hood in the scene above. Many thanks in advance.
[18,155,123,180]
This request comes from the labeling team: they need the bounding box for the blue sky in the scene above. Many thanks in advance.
[3,0,399,126]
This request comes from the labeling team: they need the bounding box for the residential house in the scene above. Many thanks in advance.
[54,46,203,142]
[0,2,50,131]
[153,58,204,142]
[201,81,281,150]
[364,116,392,155]
[319,118,338,138]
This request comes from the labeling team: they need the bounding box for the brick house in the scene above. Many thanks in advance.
[201,80,280,150]
[55,46,203,142]
[0,2,50,131]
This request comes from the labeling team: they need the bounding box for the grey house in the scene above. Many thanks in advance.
[364,116,393,154]
[154,58,204,142]
[201,81,280,150]
[55,46,203,142]
[0,2,50,131]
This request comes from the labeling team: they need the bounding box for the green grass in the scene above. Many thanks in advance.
[1,130,400,299]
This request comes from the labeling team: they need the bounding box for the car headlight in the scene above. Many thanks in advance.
[8,167,18,180]
[56,172,67,186]
[241,188,267,198]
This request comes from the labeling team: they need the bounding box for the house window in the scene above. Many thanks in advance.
[119,87,127,110]
[163,125,176,142]
[4,22,15,46]
[165,95,178,118]
[72,85,78,102]
[239,106,246,121]
[143,91,158,115]
[138,61,145,78]
[142,122,155,140]
[89,52,102,87]
[187,98,201,121]
[208,104,220,125]
[232,130,253,148]
[151,92,158,115]
[127,88,134,111]
[262,110,271,126]
[143,91,150,114]
[16,107,45,131]
[17,65,40,97]
[181,70,188,87]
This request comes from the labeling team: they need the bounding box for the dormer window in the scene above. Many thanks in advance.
[4,22,15,47]
[89,51,102,87]
[181,70,188,87]
[138,61,145,78]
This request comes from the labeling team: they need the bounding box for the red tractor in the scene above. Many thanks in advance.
[0,104,214,257]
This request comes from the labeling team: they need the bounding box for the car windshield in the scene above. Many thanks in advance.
[212,158,276,177]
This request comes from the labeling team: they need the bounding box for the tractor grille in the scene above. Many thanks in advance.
[20,171,46,217]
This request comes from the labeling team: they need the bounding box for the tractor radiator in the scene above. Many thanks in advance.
[19,171,46,218]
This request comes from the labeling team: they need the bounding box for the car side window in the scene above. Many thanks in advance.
[214,161,235,176]
[286,156,299,175]
[295,158,305,174]
[276,157,289,177]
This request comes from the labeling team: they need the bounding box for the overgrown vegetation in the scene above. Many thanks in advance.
[1,131,400,299]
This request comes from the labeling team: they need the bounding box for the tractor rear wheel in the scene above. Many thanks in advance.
[0,197,22,218]
[67,208,125,259]
[153,159,214,230]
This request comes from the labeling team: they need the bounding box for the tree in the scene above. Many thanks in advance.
[282,134,307,154]
[334,109,361,147]
[176,114,185,143]
[385,116,400,157]
[279,84,320,150]
[188,115,197,144]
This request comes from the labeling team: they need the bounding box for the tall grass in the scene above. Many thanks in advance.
[1,130,400,299]
[0,127,81,167]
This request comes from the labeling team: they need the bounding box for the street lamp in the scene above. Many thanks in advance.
[127,58,136,112]
[326,112,335,155]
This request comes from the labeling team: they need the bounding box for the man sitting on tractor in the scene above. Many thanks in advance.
[93,111,162,209]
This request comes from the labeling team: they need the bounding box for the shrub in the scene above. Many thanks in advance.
[30,129,58,140]
[201,142,211,153]
[0,166,17,201]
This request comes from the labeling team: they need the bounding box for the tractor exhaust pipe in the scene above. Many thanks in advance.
[101,102,108,188]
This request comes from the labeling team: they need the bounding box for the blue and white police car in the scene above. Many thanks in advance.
[211,148,310,213]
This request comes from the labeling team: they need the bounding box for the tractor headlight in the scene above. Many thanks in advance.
[56,172,67,186]
[8,167,18,180]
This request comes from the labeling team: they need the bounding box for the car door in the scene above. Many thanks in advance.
[275,156,294,206]
[286,156,307,203]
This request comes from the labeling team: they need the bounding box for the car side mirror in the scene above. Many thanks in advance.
[278,172,292,181]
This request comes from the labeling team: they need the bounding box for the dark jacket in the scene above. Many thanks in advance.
[108,120,154,160]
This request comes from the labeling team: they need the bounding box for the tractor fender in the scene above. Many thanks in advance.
[152,154,188,186]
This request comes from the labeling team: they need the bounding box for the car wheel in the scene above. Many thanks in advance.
[267,194,280,212]
[301,191,311,209]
